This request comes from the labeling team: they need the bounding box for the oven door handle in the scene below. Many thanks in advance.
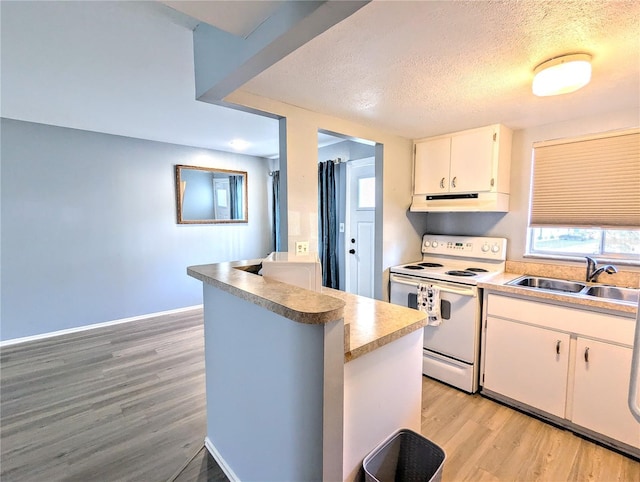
[390,275,477,297]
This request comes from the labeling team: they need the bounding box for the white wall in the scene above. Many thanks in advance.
[0,119,272,341]
[226,91,427,300]
[425,108,640,268]
[0,0,279,156]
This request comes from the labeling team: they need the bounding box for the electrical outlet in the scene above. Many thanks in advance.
[295,241,309,255]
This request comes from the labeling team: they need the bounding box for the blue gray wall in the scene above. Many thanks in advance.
[204,285,325,481]
[1,119,272,341]
[181,168,216,220]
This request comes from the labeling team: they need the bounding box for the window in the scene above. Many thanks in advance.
[358,176,375,209]
[527,128,640,263]
[528,227,640,260]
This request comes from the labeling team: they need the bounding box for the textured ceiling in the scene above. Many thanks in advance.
[3,1,638,159]
[240,0,640,139]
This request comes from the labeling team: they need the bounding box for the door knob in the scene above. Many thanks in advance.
[349,249,356,254]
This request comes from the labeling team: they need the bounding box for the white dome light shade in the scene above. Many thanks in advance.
[532,53,592,97]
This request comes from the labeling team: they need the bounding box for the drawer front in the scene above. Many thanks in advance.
[486,294,634,345]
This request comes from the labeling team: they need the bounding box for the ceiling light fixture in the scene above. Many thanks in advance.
[229,139,250,151]
[532,53,592,97]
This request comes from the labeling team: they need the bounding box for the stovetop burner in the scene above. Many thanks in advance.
[390,235,507,287]
[445,270,477,277]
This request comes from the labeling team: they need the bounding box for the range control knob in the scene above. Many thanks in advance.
[423,241,431,248]
[491,244,500,253]
[431,241,438,248]
[481,243,490,252]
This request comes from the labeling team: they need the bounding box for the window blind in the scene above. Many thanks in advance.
[530,129,640,228]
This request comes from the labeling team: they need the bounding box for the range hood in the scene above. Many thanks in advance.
[410,192,509,213]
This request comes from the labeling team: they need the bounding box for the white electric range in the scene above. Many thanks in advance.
[389,234,507,392]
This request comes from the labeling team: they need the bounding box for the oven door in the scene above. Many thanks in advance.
[390,274,480,363]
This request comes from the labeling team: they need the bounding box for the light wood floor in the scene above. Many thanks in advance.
[1,308,638,481]
[421,379,640,481]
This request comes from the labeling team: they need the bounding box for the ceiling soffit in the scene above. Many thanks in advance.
[187,1,370,102]
[162,1,286,38]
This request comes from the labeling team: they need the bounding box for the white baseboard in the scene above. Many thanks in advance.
[0,305,203,348]
[204,437,240,482]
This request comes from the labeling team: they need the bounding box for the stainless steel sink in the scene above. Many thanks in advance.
[507,275,640,304]
[583,285,640,304]
[508,276,586,293]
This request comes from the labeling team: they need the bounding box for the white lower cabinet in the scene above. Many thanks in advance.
[571,337,640,449]
[483,317,570,418]
[482,293,640,455]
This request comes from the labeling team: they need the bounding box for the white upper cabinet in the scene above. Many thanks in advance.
[450,127,499,193]
[413,124,513,196]
[414,137,451,195]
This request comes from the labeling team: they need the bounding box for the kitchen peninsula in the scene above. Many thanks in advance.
[187,260,427,482]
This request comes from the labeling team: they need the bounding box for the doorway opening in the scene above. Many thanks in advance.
[317,130,382,299]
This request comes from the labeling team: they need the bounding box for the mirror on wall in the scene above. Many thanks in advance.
[175,165,248,224]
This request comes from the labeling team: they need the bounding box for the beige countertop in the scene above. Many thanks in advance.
[187,260,426,362]
[320,286,426,362]
[479,272,638,316]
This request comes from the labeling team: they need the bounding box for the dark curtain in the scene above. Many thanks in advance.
[228,176,242,220]
[334,162,346,290]
[318,161,338,288]
[271,170,281,251]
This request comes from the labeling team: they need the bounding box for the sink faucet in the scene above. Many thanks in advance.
[585,257,618,282]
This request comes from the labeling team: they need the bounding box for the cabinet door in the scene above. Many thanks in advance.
[450,127,495,192]
[483,317,570,418]
[572,338,640,448]
[414,137,451,195]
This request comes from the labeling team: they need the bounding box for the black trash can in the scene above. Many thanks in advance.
[362,429,446,482]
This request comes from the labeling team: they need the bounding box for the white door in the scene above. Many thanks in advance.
[213,178,230,219]
[572,337,640,448]
[483,317,571,418]
[346,158,375,298]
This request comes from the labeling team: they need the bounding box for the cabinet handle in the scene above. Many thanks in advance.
[451,176,457,188]
[584,347,590,363]
[556,340,561,355]
[440,177,445,189]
